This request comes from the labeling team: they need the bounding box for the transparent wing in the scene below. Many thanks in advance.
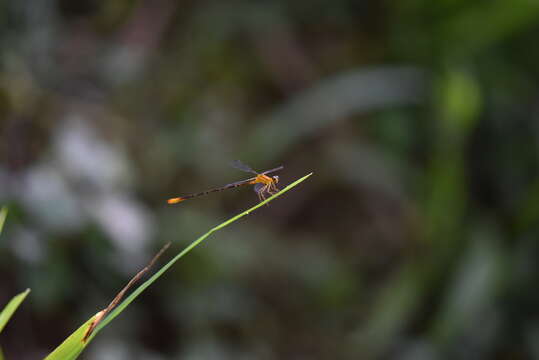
[261,165,284,175]
[230,160,258,174]
[253,183,264,193]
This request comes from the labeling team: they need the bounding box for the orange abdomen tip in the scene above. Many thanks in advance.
[167,197,184,204]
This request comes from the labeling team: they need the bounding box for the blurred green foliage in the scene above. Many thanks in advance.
[1,0,539,359]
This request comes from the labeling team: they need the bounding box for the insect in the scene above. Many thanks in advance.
[167,160,283,204]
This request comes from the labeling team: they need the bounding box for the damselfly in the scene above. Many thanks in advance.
[167,160,283,204]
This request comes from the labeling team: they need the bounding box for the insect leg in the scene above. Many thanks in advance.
[268,182,278,195]
[257,185,268,202]
[256,186,264,202]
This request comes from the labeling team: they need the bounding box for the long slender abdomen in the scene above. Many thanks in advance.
[167,181,251,204]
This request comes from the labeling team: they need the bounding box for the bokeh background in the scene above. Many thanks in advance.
[1,0,539,359]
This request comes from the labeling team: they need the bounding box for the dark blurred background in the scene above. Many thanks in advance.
[1,0,539,359]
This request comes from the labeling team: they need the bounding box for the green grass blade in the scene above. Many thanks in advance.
[0,207,8,236]
[0,289,31,334]
[44,172,312,357]
[90,172,313,340]
[43,315,98,360]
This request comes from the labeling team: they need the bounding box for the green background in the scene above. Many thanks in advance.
[1,0,539,359]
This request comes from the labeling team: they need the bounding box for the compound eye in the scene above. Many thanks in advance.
[273,176,279,183]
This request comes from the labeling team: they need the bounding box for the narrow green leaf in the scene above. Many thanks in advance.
[44,315,98,360]
[0,289,30,334]
[0,207,8,236]
[46,172,313,357]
